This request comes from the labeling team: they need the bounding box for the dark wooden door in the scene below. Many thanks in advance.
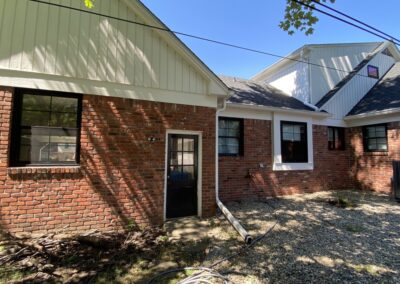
[166,134,198,218]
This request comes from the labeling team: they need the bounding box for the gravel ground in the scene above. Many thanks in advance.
[202,190,400,284]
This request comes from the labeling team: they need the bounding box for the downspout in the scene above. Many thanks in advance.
[215,98,253,245]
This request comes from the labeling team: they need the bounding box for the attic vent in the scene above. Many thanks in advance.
[382,48,395,58]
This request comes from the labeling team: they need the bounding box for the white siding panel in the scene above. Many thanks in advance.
[322,53,395,119]
[309,43,379,104]
[263,60,309,103]
[0,0,209,98]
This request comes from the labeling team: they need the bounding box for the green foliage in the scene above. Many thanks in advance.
[84,0,94,9]
[280,0,336,35]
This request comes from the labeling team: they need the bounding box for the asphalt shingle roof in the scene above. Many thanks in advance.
[219,76,314,112]
[348,62,400,116]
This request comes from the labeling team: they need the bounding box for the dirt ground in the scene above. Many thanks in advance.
[1,190,399,283]
[201,190,400,284]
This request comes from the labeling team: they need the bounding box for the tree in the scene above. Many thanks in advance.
[83,0,336,36]
[279,0,336,35]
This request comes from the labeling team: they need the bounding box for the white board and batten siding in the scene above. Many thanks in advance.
[0,0,225,107]
[321,52,396,120]
[308,43,379,104]
[259,42,380,105]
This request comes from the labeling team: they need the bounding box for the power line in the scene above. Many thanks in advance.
[310,0,400,44]
[291,0,399,46]
[28,0,383,79]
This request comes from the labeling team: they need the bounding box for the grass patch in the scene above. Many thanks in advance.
[328,193,358,208]
[344,224,365,233]
[0,266,32,283]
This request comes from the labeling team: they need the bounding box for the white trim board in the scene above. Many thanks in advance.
[163,129,203,221]
[272,113,314,171]
[0,69,218,108]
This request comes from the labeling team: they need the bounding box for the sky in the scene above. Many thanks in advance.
[141,0,400,79]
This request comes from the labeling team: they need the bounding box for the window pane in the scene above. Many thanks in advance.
[282,124,293,133]
[50,112,77,127]
[48,129,77,162]
[182,153,194,165]
[282,132,293,141]
[183,138,194,151]
[227,127,239,137]
[20,128,51,163]
[228,120,240,130]
[367,127,376,137]
[21,110,50,126]
[182,166,194,180]
[22,94,51,111]
[51,96,78,113]
[328,127,334,142]
[368,139,377,150]
[226,138,239,154]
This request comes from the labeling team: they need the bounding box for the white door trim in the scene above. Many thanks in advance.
[164,129,203,221]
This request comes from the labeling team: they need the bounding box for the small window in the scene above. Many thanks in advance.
[218,117,243,156]
[10,89,82,166]
[367,65,379,79]
[328,127,345,150]
[363,124,388,152]
[281,121,308,163]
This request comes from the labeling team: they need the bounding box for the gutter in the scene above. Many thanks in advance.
[215,98,253,245]
[227,102,331,118]
[344,108,400,120]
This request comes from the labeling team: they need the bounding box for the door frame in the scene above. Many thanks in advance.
[164,129,202,221]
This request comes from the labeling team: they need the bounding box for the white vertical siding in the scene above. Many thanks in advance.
[309,43,379,104]
[322,52,395,119]
[263,60,310,103]
[0,0,209,95]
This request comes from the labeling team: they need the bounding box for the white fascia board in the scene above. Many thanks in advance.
[344,109,400,127]
[122,0,229,97]
[0,69,218,108]
[272,112,314,171]
[226,102,331,118]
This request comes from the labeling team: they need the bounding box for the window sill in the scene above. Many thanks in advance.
[7,166,81,175]
[363,151,389,156]
[273,162,313,171]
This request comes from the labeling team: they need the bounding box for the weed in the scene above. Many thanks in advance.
[344,224,365,233]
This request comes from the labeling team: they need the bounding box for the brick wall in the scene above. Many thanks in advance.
[219,119,355,202]
[348,122,400,193]
[0,88,216,234]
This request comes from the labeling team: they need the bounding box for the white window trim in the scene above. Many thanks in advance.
[272,113,314,171]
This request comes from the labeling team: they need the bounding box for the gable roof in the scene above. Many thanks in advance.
[314,43,386,108]
[220,76,315,112]
[124,0,229,96]
[252,42,382,82]
[347,62,400,116]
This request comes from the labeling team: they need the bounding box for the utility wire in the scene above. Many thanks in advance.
[310,0,400,44]
[291,0,399,46]
[29,0,387,79]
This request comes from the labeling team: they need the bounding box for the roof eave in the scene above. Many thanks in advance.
[227,102,331,118]
[344,108,400,121]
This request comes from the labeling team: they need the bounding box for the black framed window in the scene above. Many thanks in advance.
[363,124,388,152]
[281,121,308,163]
[328,127,345,150]
[218,117,243,156]
[10,89,82,166]
[367,65,379,79]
